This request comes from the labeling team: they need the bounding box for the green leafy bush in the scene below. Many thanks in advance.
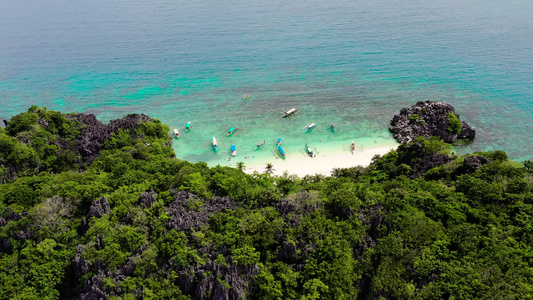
[447,112,462,134]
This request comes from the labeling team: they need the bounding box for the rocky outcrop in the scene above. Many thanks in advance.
[390,101,475,144]
[278,241,298,263]
[72,245,91,278]
[174,258,260,300]
[417,153,452,176]
[139,191,157,208]
[459,155,490,174]
[67,113,154,166]
[88,197,111,218]
[1,110,161,182]
[167,192,237,232]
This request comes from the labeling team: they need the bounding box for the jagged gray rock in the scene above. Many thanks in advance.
[278,241,298,263]
[67,113,155,166]
[461,155,490,174]
[139,190,157,207]
[167,192,236,232]
[1,111,164,182]
[390,101,475,144]
[72,245,91,278]
[188,260,260,300]
[88,197,111,218]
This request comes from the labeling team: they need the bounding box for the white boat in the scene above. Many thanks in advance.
[212,137,218,151]
[283,108,298,118]
[306,123,318,131]
[255,140,266,149]
[351,140,355,154]
[173,127,180,138]
[305,143,314,157]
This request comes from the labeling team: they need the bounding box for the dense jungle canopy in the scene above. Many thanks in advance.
[1,107,533,299]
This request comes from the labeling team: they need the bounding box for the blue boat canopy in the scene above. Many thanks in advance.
[230,144,236,151]
[277,146,285,155]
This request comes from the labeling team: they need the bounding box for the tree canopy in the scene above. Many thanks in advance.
[1,108,533,299]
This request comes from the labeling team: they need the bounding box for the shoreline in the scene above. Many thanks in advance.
[242,144,398,177]
[199,137,400,178]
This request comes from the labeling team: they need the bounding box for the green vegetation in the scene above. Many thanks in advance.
[447,112,462,134]
[0,106,83,181]
[1,108,533,299]
[408,114,425,126]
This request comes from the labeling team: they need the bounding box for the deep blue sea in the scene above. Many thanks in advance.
[1,0,532,165]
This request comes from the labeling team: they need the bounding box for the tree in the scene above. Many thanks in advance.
[523,160,533,172]
[265,163,275,175]
[236,161,246,172]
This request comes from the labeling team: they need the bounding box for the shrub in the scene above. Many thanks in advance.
[409,114,425,126]
[447,113,462,134]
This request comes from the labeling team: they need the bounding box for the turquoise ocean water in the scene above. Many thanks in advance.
[1,0,532,167]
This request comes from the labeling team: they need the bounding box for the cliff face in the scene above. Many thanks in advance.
[390,101,475,144]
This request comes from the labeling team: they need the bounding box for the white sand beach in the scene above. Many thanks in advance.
[243,144,398,177]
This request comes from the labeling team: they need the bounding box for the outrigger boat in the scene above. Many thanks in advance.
[305,143,314,157]
[230,144,237,156]
[351,140,355,154]
[173,127,180,138]
[255,140,266,150]
[212,137,219,152]
[283,108,298,118]
[306,123,318,132]
[243,94,250,101]
[185,122,192,132]
[330,123,336,132]
[276,137,282,147]
[227,126,237,136]
[277,146,286,159]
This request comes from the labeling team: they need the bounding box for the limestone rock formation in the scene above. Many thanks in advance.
[390,101,475,144]
[167,191,237,232]
[88,197,111,218]
[67,113,155,166]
